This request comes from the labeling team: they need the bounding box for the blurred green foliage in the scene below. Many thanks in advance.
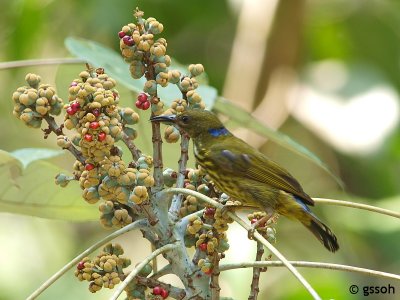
[1,1,399,300]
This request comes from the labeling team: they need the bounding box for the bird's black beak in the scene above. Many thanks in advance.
[150,114,177,123]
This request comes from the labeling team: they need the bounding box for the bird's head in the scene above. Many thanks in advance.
[150,109,229,139]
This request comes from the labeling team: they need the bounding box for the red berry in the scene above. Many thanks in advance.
[70,82,78,87]
[205,207,216,216]
[199,243,207,252]
[70,101,80,111]
[204,269,213,275]
[98,132,106,142]
[77,261,85,270]
[153,286,162,295]
[122,36,134,46]
[250,218,258,224]
[85,163,95,171]
[135,100,142,109]
[137,93,148,103]
[84,134,93,142]
[113,92,119,100]
[141,101,151,110]
[66,107,76,115]
[160,288,169,299]
[92,108,101,117]
[118,31,126,38]
[89,121,100,129]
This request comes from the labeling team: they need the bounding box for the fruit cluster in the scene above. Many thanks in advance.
[75,244,130,293]
[12,74,63,128]
[248,212,278,243]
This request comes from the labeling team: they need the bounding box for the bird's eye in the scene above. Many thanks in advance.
[181,115,190,124]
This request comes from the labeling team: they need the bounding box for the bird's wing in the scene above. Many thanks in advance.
[208,140,314,206]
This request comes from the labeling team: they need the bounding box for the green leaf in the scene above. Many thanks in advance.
[0,150,97,221]
[64,37,218,108]
[213,97,344,188]
[11,148,64,168]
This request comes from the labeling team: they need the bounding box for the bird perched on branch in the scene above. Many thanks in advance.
[151,109,339,252]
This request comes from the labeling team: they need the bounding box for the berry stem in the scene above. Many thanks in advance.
[43,115,85,164]
[120,130,142,161]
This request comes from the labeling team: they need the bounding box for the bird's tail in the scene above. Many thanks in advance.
[301,214,339,253]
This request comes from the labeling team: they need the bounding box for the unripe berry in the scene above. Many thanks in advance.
[98,132,106,142]
[84,134,93,142]
[89,121,100,129]
[85,163,95,171]
[153,286,162,295]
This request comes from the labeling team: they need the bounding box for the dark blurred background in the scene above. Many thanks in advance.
[1,0,399,299]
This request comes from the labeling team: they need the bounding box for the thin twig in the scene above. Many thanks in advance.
[313,198,400,219]
[26,219,148,300]
[43,115,85,164]
[110,242,178,300]
[168,132,190,220]
[0,57,84,70]
[120,130,141,161]
[219,261,400,281]
[249,242,264,300]
[163,188,322,300]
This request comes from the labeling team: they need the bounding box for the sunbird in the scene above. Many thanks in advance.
[151,109,339,252]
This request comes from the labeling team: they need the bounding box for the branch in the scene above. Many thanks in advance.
[0,57,84,70]
[163,188,322,300]
[120,130,141,161]
[219,261,400,281]
[43,115,85,164]
[313,198,400,219]
[248,242,264,300]
[169,132,190,220]
[151,119,164,191]
[110,242,178,300]
[210,252,221,300]
[26,219,148,300]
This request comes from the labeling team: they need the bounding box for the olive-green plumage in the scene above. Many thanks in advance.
[151,109,339,252]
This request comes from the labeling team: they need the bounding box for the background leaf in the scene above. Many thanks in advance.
[11,148,64,169]
[0,150,97,221]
